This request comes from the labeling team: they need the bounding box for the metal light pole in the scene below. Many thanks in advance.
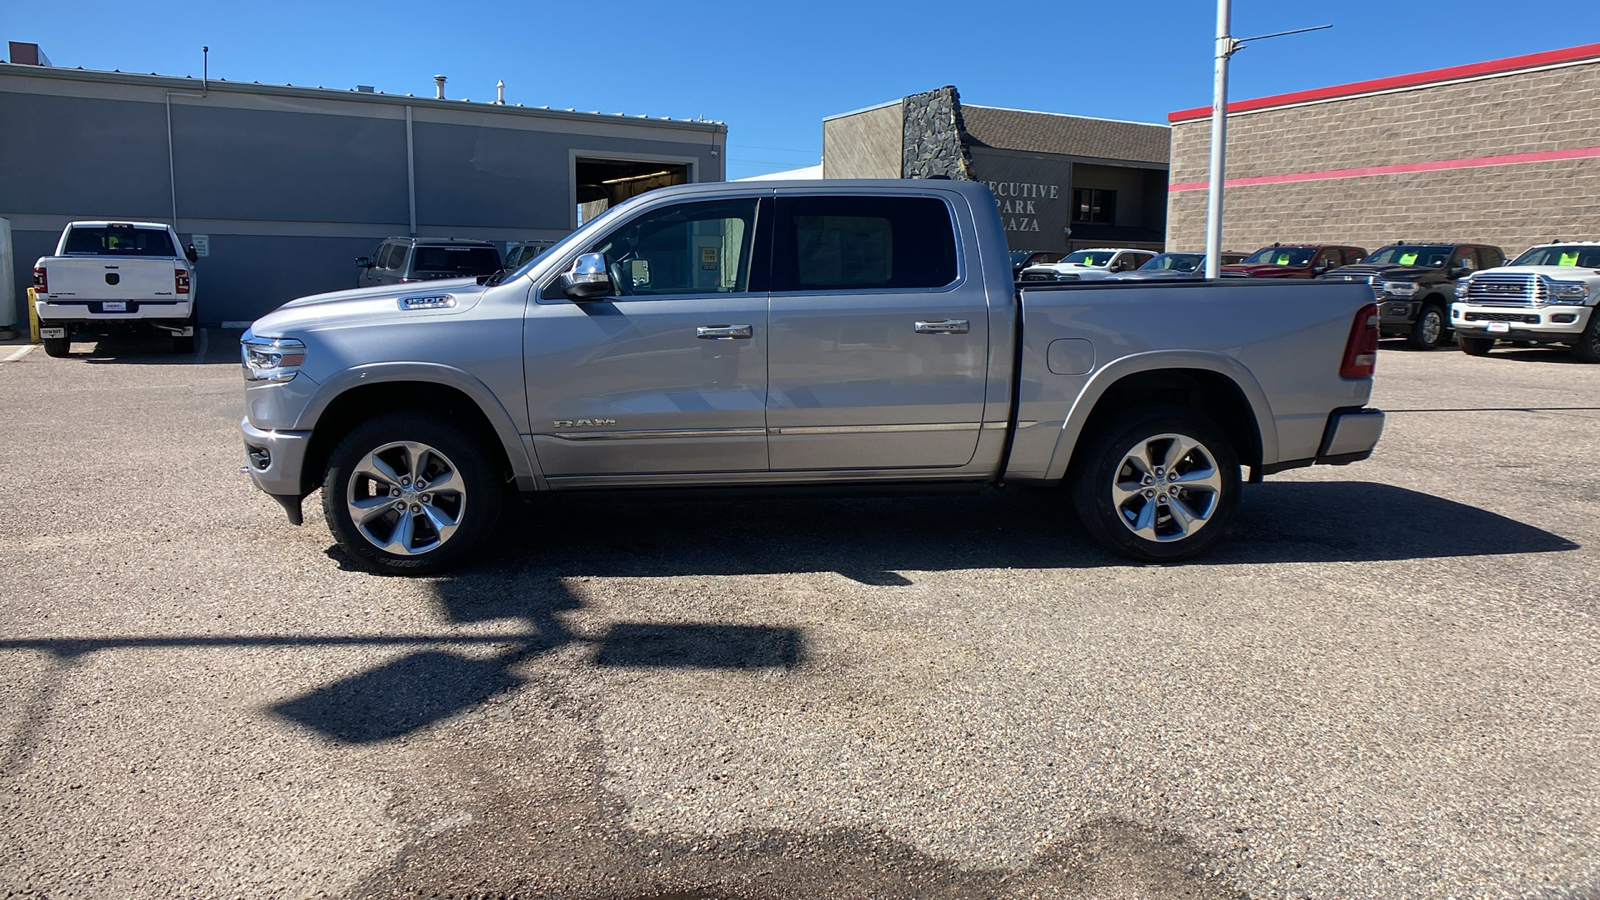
[1203,8,1332,278]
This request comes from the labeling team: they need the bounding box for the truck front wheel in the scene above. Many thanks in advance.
[1071,405,1240,562]
[1459,336,1495,356]
[1408,302,1446,350]
[322,412,503,574]
[1575,314,1600,363]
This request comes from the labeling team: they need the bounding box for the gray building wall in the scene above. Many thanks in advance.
[1,65,725,326]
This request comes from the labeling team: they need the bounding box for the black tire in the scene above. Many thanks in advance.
[322,412,503,575]
[41,335,70,358]
[1575,313,1600,363]
[1070,404,1241,563]
[1459,336,1495,356]
[1407,302,1447,350]
[172,334,195,354]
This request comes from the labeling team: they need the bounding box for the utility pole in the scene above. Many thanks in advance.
[1204,7,1331,278]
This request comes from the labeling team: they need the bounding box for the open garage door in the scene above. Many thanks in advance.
[576,158,691,225]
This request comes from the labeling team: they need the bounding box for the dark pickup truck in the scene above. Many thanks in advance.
[1322,243,1505,350]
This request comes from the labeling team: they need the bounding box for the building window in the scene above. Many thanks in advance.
[1072,188,1116,224]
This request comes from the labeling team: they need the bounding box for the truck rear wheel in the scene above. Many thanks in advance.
[322,412,503,574]
[1071,405,1240,562]
[1459,336,1495,356]
[41,335,70,358]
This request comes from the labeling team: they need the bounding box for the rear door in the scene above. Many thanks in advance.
[765,192,989,471]
[525,196,770,480]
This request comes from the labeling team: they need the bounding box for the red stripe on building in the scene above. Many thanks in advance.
[1168,146,1600,193]
[1168,43,1600,124]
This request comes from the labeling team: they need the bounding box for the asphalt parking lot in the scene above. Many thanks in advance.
[1,331,1597,900]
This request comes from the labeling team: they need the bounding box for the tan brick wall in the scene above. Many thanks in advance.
[1168,59,1600,255]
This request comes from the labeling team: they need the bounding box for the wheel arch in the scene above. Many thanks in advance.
[297,364,540,497]
[1042,353,1275,483]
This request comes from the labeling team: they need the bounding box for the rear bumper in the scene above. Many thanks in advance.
[35,297,194,323]
[1259,407,1385,476]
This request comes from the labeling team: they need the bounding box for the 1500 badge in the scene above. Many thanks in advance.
[553,418,617,428]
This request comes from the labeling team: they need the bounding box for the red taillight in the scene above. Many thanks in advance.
[32,266,47,293]
[175,268,190,295]
[1340,302,1380,379]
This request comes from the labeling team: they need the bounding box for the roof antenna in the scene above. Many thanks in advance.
[202,46,209,95]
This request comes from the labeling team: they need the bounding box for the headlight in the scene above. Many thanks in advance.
[1455,280,1471,299]
[1382,281,1418,296]
[241,334,307,382]
[1540,277,1589,305]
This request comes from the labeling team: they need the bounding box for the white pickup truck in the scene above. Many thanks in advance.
[32,221,199,357]
[1451,242,1600,361]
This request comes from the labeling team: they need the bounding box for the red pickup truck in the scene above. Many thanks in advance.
[1223,244,1368,279]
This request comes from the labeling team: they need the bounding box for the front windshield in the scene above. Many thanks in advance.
[1242,247,1315,267]
[1061,251,1111,266]
[1510,245,1600,267]
[1360,245,1452,267]
[1010,250,1033,265]
[1140,253,1203,272]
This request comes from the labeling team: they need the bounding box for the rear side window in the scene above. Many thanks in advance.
[773,195,958,292]
[63,225,176,257]
[411,246,501,276]
[378,243,405,269]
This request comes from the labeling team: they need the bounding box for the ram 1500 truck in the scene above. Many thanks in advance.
[238,180,1386,574]
[1450,242,1600,361]
[32,221,200,356]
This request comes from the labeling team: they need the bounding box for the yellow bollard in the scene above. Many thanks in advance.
[27,286,40,343]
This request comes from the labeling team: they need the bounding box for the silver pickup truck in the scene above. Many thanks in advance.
[239,180,1385,573]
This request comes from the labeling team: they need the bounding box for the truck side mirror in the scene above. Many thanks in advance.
[185,244,199,263]
[561,252,614,300]
[355,256,372,268]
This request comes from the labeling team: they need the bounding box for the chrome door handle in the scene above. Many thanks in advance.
[915,319,969,334]
[696,324,753,340]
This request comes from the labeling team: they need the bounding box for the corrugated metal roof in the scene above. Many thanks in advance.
[960,104,1169,165]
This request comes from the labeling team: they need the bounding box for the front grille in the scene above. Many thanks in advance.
[1464,312,1541,324]
[1465,273,1540,305]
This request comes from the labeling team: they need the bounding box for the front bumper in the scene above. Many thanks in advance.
[1450,303,1593,342]
[240,416,313,507]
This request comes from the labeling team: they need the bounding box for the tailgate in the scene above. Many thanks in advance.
[42,258,183,300]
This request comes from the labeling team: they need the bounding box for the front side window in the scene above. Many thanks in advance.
[1141,253,1203,272]
[588,198,759,297]
[774,195,957,292]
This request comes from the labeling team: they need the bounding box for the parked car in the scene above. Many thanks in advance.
[1113,251,1248,281]
[1322,242,1505,349]
[31,221,199,357]
[1019,248,1156,282]
[1223,244,1368,280]
[1011,250,1065,279]
[356,237,502,288]
[239,180,1385,574]
[1451,242,1600,361]
[503,240,556,272]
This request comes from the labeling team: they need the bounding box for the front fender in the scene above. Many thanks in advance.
[298,361,544,490]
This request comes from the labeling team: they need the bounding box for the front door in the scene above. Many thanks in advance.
[525,197,769,480]
[765,193,990,472]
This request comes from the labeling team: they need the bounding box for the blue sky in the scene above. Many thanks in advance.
[8,1,1597,180]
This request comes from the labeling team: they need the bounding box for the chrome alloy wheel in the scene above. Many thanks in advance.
[1109,432,1224,543]
[345,440,466,555]
[1417,307,1443,346]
